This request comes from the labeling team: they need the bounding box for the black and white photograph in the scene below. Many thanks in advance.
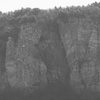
[0,0,100,100]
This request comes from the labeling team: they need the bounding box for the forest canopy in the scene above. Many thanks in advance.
[0,2,100,40]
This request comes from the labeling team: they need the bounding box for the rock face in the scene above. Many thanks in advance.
[35,21,70,84]
[59,17,100,92]
[5,21,70,91]
[0,10,100,98]
[5,23,47,90]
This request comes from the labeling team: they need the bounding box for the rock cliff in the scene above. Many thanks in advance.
[0,3,100,99]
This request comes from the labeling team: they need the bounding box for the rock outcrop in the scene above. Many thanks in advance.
[0,4,100,99]
[1,16,100,94]
[5,23,48,91]
[5,21,70,91]
[59,17,100,93]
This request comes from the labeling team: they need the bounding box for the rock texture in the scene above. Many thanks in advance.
[1,17,100,94]
[0,5,100,99]
[5,23,48,91]
[59,17,100,92]
[5,21,70,91]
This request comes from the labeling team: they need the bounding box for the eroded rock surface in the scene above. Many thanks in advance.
[5,24,48,91]
[0,8,100,100]
[59,17,100,93]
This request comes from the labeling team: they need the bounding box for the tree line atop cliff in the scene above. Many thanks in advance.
[0,2,100,39]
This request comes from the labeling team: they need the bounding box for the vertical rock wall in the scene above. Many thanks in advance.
[2,16,100,94]
[5,23,47,90]
[59,17,100,92]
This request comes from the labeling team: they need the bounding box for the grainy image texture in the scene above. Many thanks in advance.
[0,2,100,100]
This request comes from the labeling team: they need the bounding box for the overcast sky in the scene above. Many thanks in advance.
[0,0,100,12]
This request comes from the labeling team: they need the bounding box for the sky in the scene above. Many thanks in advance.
[0,0,100,12]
